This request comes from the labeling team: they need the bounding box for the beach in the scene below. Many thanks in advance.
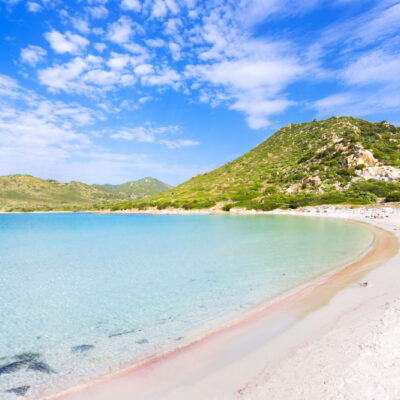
[54,206,400,400]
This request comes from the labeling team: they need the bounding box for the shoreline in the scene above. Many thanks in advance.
[49,210,399,400]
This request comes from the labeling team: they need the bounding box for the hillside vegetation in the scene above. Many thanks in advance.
[93,177,172,198]
[114,117,400,211]
[0,175,171,212]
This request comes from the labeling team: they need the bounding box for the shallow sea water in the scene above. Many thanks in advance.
[0,214,374,399]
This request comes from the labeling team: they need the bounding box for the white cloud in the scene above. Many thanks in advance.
[145,38,165,47]
[151,0,167,18]
[107,16,133,44]
[230,95,293,129]
[313,88,400,117]
[20,45,47,66]
[138,95,152,103]
[87,5,109,19]
[168,42,181,60]
[84,69,135,87]
[342,50,400,87]
[134,63,154,75]
[45,30,89,54]
[38,57,89,91]
[159,139,199,149]
[38,52,138,93]
[141,67,180,87]
[111,124,198,148]
[0,74,20,98]
[107,52,131,69]
[94,42,107,53]
[84,69,117,86]
[232,0,320,28]
[26,1,41,12]
[186,56,304,128]
[121,0,141,12]
[71,17,90,35]
[164,17,183,36]
[0,76,96,169]
[92,27,105,35]
[112,126,156,142]
[165,0,179,14]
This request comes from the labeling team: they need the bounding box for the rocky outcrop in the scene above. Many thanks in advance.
[286,183,301,193]
[357,166,400,182]
[304,176,322,186]
[342,148,377,168]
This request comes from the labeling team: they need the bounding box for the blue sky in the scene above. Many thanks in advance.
[0,0,399,185]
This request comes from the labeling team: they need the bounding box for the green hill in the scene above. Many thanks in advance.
[119,117,400,211]
[93,178,172,199]
[0,175,172,212]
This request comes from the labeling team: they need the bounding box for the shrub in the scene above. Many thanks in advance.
[385,192,400,202]
[230,191,259,201]
[156,201,171,210]
[263,186,278,194]
[351,191,378,203]
[222,203,235,211]
[339,168,357,176]
[350,180,400,197]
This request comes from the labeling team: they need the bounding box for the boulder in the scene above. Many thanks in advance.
[357,166,400,182]
[304,176,321,186]
[342,149,377,168]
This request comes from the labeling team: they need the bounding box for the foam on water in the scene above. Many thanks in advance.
[0,214,374,399]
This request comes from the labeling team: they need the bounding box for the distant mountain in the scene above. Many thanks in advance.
[0,175,172,212]
[93,177,172,199]
[132,117,400,211]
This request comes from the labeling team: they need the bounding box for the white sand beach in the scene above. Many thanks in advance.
[55,205,400,400]
[237,207,400,400]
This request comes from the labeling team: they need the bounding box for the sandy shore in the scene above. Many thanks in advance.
[51,206,400,400]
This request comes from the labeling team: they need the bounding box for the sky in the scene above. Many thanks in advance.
[0,0,399,185]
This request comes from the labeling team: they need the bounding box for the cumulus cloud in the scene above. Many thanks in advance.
[107,16,133,44]
[38,57,89,91]
[140,66,180,88]
[150,0,167,18]
[38,53,138,93]
[45,30,89,54]
[186,42,305,128]
[121,0,140,12]
[26,1,41,12]
[94,42,107,53]
[107,52,131,69]
[134,63,154,75]
[145,38,165,47]
[71,17,90,35]
[87,5,108,19]
[20,45,47,66]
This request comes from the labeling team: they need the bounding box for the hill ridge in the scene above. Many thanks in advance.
[0,175,172,212]
[122,116,400,211]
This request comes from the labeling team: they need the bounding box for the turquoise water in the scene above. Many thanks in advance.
[0,214,374,399]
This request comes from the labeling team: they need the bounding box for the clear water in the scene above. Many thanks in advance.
[0,214,374,399]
